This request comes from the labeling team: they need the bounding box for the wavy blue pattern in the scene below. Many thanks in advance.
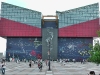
[6,37,42,60]
[58,37,93,60]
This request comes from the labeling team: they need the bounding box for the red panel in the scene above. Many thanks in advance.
[59,18,99,37]
[0,18,41,37]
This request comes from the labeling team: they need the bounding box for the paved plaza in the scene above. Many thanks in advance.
[1,61,100,75]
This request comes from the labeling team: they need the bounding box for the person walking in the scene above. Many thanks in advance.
[29,60,32,68]
[38,60,43,72]
[45,59,48,66]
[1,61,6,75]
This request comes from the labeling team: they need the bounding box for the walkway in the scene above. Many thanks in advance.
[1,61,100,75]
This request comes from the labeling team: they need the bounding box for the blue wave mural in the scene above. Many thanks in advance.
[6,37,93,61]
[58,38,93,60]
[6,37,42,60]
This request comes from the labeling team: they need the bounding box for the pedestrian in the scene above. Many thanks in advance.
[88,71,95,75]
[45,59,48,66]
[1,61,6,75]
[29,60,32,68]
[31,60,34,67]
[38,60,43,72]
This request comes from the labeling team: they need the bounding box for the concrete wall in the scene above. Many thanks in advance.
[42,28,58,60]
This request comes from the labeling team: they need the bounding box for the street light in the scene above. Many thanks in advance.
[48,41,51,71]
[13,50,14,61]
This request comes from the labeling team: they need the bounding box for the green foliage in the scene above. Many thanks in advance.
[88,30,100,63]
[97,30,100,37]
[89,39,100,64]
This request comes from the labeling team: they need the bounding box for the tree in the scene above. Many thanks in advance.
[88,30,100,64]
[97,30,100,37]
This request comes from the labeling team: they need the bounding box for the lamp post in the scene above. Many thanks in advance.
[48,41,51,71]
[13,50,14,61]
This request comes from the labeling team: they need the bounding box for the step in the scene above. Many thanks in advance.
[46,71,53,75]
[46,74,53,75]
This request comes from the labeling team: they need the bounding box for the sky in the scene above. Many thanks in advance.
[0,0,100,56]
[0,0,100,15]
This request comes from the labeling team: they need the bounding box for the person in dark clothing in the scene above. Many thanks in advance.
[88,71,95,75]
[29,60,32,68]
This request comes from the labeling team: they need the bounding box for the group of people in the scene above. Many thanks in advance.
[0,58,99,75]
[28,59,43,72]
[29,60,34,68]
